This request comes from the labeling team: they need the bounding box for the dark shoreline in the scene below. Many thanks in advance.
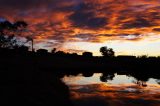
[0,49,160,105]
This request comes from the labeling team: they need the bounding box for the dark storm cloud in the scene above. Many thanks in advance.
[0,0,65,9]
[69,12,107,29]
[0,0,84,12]
[121,18,154,29]
[0,0,50,10]
[69,3,107,29]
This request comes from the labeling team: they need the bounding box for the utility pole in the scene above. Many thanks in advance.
[26,36,34,52]
[31,39,34,52]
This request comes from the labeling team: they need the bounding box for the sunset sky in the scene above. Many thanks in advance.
[1,0,160,56]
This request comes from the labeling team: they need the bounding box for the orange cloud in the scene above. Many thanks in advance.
[1,0,160,50]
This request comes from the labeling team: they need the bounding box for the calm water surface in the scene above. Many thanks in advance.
[62,73,160,106]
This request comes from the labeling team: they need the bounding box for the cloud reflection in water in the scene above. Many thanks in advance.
[63,73,160,106]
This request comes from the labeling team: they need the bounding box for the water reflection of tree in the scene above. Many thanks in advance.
[99,72,149,87]
[133,80,147,87]
[129,72,150,87]
[156,79,160,85]
[100,73,115,82]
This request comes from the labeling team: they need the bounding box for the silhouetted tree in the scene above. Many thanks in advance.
[0,20,28,49]
[37,49,48,54]
[55,51,66,56]
[71,53,78,56]
[82,52,93,57]
[156,79,160,85]
[0,20,13,34]
[0,20,27,35]
[100,46,115,57]
[133,80,147,87]
[13,21,28,29]
[100,73,115,82]
[0,34,15,48]
[51,48,57,54]
[138,55,148,59]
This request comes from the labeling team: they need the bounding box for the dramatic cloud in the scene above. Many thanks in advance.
[69,2,108,29]
[121,17,154,29]
[1,0,160,52]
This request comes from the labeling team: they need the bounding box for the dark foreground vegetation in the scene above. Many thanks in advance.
[0,47,160,105]
[1,47,160,71]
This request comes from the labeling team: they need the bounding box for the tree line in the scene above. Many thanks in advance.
[0,19,115,57]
